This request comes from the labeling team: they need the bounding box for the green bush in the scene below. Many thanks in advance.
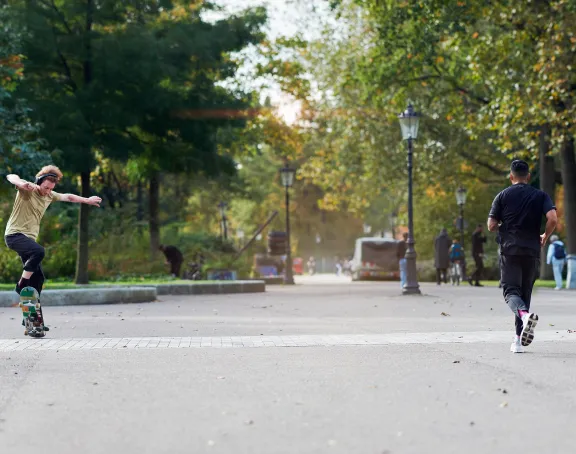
[0,247,22,282]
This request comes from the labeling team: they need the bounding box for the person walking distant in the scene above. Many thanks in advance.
[469,224,487,286]
[159,244,184,278]
[434,228,451,285]
[546,235,566,290]
[488,160,557,353]
[397,232,408,288]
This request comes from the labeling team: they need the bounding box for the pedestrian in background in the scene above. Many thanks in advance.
[547,235,566,290]
[397,232,408,288]
[159,244,184,278]
[434,228,451,285]
[469,224,487,287]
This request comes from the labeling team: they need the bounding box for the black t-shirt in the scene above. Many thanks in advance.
[488,184,555,256]
[397,240,407,259]
[163,245,183,263]
[471,231,487,255]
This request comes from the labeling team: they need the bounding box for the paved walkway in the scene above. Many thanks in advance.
[2,277,576,454]
[2,330,576,351]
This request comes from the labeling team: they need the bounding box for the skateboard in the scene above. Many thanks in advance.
[19,286,47,337]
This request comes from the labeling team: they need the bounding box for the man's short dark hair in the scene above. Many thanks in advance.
[511,159,530,177]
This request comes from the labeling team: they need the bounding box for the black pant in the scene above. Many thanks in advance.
[500,254,539,336]
[5,233,46,294]
[470,254,484,284]
[436,268,447,284]
[170,260,182,278]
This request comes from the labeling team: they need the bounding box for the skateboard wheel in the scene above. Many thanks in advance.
[24,330,28,336]
[19,302,23,308]
[35,303,41,310]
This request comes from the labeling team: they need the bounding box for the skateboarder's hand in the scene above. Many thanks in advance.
[87,196,102,207]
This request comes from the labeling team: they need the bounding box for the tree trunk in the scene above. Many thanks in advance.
[560,137,576,254]
[539,125,555,279]
[74,0,94,285]
[149,171,160,259]
[136,179,144,232]
[74,171,91,284]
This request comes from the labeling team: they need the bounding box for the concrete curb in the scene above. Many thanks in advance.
[0,281,266,307]
[151,280,266,295]
[0,287,157,308]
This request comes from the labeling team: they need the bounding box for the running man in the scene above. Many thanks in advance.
[4,166,102,295]
[487,160,557,353]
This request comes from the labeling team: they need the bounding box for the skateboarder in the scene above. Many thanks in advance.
[4,166,102,295]
[487,160,557,353]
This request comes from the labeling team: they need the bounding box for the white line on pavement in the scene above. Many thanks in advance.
[1,331,576,352]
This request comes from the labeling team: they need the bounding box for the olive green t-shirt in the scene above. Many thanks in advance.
[5,188,62,241]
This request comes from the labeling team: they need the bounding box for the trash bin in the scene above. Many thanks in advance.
[566,254,576,289]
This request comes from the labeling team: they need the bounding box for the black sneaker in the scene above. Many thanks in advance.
[15,278,31,294]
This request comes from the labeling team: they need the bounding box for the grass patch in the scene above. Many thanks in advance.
[0,279,233,291]
[478,280,558,289]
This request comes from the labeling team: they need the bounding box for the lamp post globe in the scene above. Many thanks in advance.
[398,104,421,295]
[280,165,296,285]
[456,186,467,206]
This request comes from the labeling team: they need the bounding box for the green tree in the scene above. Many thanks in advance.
[0,5,51,191]
[12,0,266,281]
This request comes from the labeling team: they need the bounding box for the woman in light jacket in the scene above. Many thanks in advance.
[547,235,566,290]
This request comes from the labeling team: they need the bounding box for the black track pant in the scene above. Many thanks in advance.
[170,260,182,278]
[470,254,484,284]
[5,233,46,294]
[436,268,448,284]
[500,254,539,336]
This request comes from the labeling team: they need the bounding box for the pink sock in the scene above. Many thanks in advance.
[518,310,529,319]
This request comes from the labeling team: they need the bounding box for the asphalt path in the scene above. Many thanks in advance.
[1,276,576,454]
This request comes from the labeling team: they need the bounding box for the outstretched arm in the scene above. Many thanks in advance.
[59,193,102,207]
[6,174,39,192]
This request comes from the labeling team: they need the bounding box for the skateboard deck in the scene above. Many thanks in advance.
[19,286,46,338]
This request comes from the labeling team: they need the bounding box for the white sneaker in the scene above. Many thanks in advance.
[520,313,539,347]
[510,336,523,353]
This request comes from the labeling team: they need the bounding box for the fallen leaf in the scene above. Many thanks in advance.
[453,360,460,364]
[441,312,451,316]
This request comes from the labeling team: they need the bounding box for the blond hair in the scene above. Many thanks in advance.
[36,165,63,183]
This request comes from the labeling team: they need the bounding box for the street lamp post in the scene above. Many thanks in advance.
[280,165,296,285]
[456,186,468,279]
[398,104,421,295]
[218,201,228,240]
